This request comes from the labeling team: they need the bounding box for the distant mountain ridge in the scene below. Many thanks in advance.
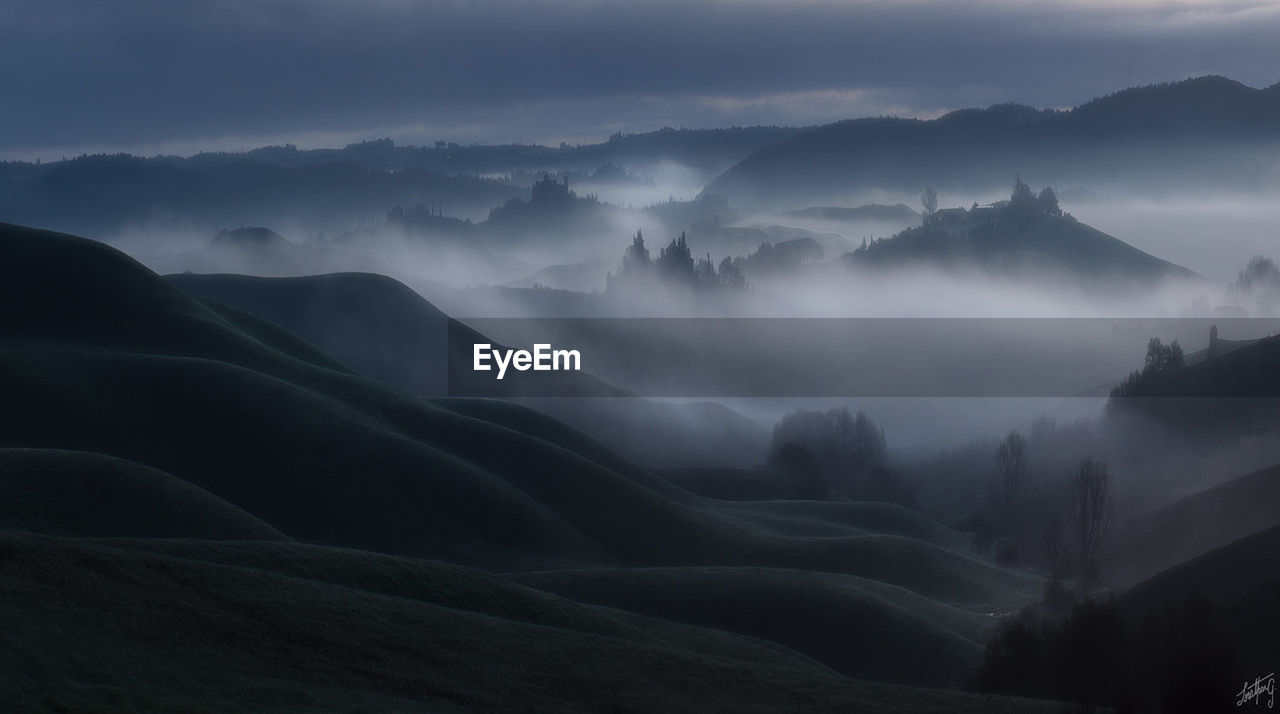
[0,127,798,238]
[705,75,1280,209]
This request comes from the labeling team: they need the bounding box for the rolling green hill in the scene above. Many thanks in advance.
[0,448,288,541]
[166,271,626,398]
[1116,525,1280,680]
[514,566,990,688]
[0,532,1066,713]
[168,271,453,395]
[166,272,769,464]
[1105,461,1280,586]
[0,221,1056,709]
[0,221,1041,583]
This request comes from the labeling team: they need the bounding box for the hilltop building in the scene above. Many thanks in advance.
[530,173,572,207]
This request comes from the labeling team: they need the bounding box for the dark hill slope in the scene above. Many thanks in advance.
[1105,462,1280,586]
[0,222,1062,706]
[706,76,1280,209]
[513,397,770,469]
[400,398,968,551]
[0,223,1042,607]
[91,538,808,669]
[0,448,288,541]
[0,345,611,568]
[166,271,625,397]
[0,533,1064,713]
[168,272,452,395]
[196,297,350,371]
[167,272,768,462]
[1117,525,1280,680]
[515,566,989,688]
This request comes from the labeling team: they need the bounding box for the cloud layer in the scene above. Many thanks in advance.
[3,0,1279,158]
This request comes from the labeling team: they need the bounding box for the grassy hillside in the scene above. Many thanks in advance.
[515,566,990,688]
[167,271,626,397]
[1116,525,1280,679]
[1105,461,1280,586]
[0,221,1060,709]
[516,398,769,469]
[1,223,1045,582]
[167,271,769,463]
[169,272,452,395]
[0,448,288,541]
[0,533,1069,713]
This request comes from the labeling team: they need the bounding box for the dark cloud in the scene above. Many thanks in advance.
[2,0,1279,157]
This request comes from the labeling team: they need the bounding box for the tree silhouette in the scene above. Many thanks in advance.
[1109,337,1185,398]
[994,431,1030,532]
[921,186,938,217]
[1037,187,1061,216]
[1068,458,1111,586]
[622,230,651,273]
[655,231,695,284]
[608,229,744,294]
[718,256,746,289]
[1143,337,1184,373]
[1012,174,1035,206]
[768,407,897,501]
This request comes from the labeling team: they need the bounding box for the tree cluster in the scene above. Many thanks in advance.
[606,230,745,293]
[987,431,1111,589]
[976,594,1234,713]
[387,203,471,232]
[766,407,910,503]
[1009,174,1062,219]
[1109,337,1185,398]
[1231,255,1280,314]
[731,237,823,278]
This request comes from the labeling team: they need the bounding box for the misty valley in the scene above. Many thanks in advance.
[3,65,1280,714]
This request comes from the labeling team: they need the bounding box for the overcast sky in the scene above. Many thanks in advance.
[2,0,1279,160]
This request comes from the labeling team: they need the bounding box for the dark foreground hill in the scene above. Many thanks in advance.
[167,271,769,464]
[977,523,1280,710]
[706,76,1280,209]
[166,271,626,398]
[0,448,288,541]
[167,271,455,395]
[0,532,1068,713]
[1116,524,1280,681]
[1105,462,1280,586]
[0,222,1056,709]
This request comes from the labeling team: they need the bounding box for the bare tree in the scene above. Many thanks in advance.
[1042,508,1065,579]
[995,431,1030,531]
[1068,458,1111,586]
[921,186,938,217]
